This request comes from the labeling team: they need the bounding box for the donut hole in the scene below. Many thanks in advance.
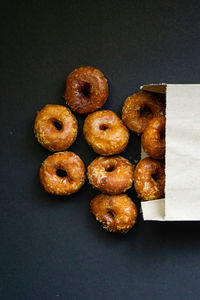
[159,130,165,140]
[107,210,115,218]
[99,124,109,131]
[56,169,68,178]
[105,164,115,172]
[81,82,91,98]
[140,106,152,117]
[51,119,63,131]
[151,172,158,182]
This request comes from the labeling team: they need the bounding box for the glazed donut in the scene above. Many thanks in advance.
[64,66,108,114]
[134,157,165,201]
[122,91,165,135]
[34,105,77,152]
[142,116,165,160]
[90,194,137,233]
[87,156,134,194]
[83,110,129,156]
[40,151,86,195]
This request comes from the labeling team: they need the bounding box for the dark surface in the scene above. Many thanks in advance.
[1,1,200,299]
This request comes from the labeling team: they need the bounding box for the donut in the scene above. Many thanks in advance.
[142,116,165,160]
[90,194,137,233]
[87,156,134,194]
[40,151,86,195]
[64,66,108,114]
[34,105,78,152]
[83,110,129,156]
[134,157,165,201]
[122,91,165,135]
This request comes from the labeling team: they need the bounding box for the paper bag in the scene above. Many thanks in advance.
[140,84,200,221]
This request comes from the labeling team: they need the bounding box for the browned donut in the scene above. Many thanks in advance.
[34,105,78,152]
[40,152,86,195]
[134,157,165,201]
[87,156,134,194]
[142,116,165,160]
[122,91,165,135]
[64,66,108,114]
[90,194,137,233]
[83,110,129,156]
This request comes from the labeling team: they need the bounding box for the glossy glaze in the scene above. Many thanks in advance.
[90,194,137,233]
[88,156,134,194]
[34,105,77,152]
[64,66,108,114]
[122,91,164,135]
[142,116,165,159]
[40,152,86,195]
[134,157,165,201]
[83,110,129,156]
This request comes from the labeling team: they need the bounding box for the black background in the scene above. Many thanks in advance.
[1,1,200,299]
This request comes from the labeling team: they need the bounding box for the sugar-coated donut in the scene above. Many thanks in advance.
[142,116,165,160]
[64,66,108,114]
[90,194,137,233]
[40,152,86,195]
[122,91,165,135]
[83,110,129,156]
[134,157,165,201]
[34,105,77,152]
[87,156,134,194]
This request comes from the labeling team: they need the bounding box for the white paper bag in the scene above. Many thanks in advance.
[140,84,200,221]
